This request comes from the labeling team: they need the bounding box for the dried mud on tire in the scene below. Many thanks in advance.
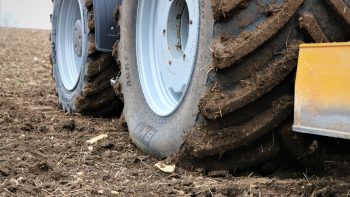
[174,0,350,172]
[0,28,350,196]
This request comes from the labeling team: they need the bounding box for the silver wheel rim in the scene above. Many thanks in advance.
[136,0,200,117]
[56,0,84,91]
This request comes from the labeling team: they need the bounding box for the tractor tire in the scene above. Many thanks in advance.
[118,0,350,171]
[51,0,123,117]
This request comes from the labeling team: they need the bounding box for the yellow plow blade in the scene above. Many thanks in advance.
[293,43,350,140]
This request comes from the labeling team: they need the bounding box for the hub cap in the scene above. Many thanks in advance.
[136,0,200,116]
[56,0,84,91]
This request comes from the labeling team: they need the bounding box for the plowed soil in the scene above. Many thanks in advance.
[0,28,349,196]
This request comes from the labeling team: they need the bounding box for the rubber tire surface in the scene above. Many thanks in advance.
[51,0,123,117]
[119,0,350,170]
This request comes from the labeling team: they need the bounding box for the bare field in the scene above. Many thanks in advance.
[0,28,349,196]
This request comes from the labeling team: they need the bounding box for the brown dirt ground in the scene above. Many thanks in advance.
[0,28,349,196]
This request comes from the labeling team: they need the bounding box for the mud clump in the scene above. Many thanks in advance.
[61,118,76,131]
[30,162,51,173]
[0,166,11,177]
[202,42,300,120]
[211,0,249,21]
[298,12,329,43]
[21,122,34,131]
[212,0,304,69]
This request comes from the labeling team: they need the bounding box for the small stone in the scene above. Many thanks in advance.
[111,190,119,195]
[88,146,94,151]
[98,190,104,194]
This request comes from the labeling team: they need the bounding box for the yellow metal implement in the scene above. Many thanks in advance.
[293,43,350,140]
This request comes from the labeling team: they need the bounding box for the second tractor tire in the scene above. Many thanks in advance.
[51,0,123,117]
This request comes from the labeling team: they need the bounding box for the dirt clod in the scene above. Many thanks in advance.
[61,118,75,131]
[31,162,51,173]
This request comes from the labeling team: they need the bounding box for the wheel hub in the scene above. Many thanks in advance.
[136,0,200,116]
[167,1,189,58]
[73,20,83,57]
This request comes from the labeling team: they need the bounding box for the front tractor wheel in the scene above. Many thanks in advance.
[119,0,206,158]
[119,0,348,170]
[51,0,123,116]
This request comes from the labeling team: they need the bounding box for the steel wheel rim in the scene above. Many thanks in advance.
[56,0,84,91]
[136,0,200,117]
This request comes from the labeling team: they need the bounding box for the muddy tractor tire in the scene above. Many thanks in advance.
[118,0,350,170]
[51,0,123,117]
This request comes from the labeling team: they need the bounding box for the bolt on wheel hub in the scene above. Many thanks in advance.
[73,20,83,57]
[136,0,200,116]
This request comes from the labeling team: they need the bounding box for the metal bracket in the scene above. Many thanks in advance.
[92,0,122,53]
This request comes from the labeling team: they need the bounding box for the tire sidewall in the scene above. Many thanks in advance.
[51,0,89,112]
[120,0,214,158]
